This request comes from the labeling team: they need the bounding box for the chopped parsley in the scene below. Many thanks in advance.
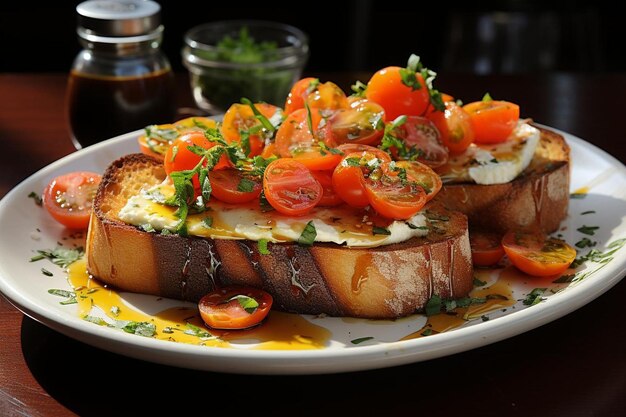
[258,239,270,255]
[569,193,586,199]
[575,237,596,248]
[298,221,317,246]
[237,177,257,193]
[523,288,547,306]
[31,246,84,268]
[48,289,77,305]
[372,226,391,236]
[577,225,599,235]
[41,268,53,277]
[228,295,259,314]
[350,336,374,345]
[28,191,42,206]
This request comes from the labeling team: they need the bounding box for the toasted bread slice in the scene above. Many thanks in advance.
[434,126,570,234]
[86,154,473,319]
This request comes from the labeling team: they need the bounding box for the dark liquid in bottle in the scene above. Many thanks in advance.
[67,69,177,149]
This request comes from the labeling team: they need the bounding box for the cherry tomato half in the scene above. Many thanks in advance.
[198,286,273,330]
[274,108,342,171]
[332,147,392,208]
[392,160,442,201]
[463,100,520,144]
[221,103,283,156]
[427,101,475,154]
[164,131,230,189]
[310,170,343,207]
[470,231,505,267]
[502,231,577,277]
[363,163,428,220]
[263,159,323,216]
[137,123,179,161]
[329,98,386,146]
[43,171,102,229]
[365,66,430,120]
[386,116,449,168]
[284,77,318,114]
[209,169,262,204]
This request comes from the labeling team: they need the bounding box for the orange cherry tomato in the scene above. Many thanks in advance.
[502,231,577,277]
[336,143,393,160]
[363,163,428,220]
[260,142,278,159]
[392,160,442,201]
[209,169,262,204]
[221,103,283,157]
[329,98,386,146]
[198,286,273,330]
[463,100,520,144]
[274,108,342,171]
[43,171,102,229]
[305,81,349,114]
[284,77,318,114]
[470,231,505,267]
[137,123,179,161]
[365,66,430,120]
[386,116,449,168]
[426,101,474,154]
[332,148,392,208]
[263,159,323,216]
[164,131,230,189]
[310,170,343,207]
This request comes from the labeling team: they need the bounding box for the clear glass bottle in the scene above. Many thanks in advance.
[67,0,177,149]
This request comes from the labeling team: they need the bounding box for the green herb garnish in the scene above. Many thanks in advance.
[41,268,53,277]
[523,288,547,306]
[372,226,391,236]
[577,225,599,235]
[31,246,84,268]
[28,191,42,206]
[258,239,270,255]
[228,295,259,314]
[48,289,77,305]
[575,237,596,248]
[298,221,317,246]
[237,177,257,193]
[350,336,374,345]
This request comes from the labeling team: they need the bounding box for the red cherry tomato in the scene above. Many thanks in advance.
[365,66,430,120]
[332,148,392,208]
[310,170,343,207]
[43,171,102,229]
[363,163,428,220]
[209,169,262,204]
[427,101,474,154]
[198,286,273,330]
[385,116,449,168]
[502,231,577,277]
[470,231,505,267]
[463,100,520,144]
[263,159,323,216]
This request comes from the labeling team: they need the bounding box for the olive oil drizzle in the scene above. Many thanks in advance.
[67,259,330,350]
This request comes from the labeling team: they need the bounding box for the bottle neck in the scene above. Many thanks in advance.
[77,25,164,57]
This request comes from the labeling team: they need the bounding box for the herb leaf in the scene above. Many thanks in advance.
[523,288,547,306]
[372,226,391,236]
[28,191,43,206]
[31,247,84,268]
[577,225,599,235]
[350,336,374,345]
[237,177,257,193]
[228,295,259,314]
[298,221,317,246]
[258,239,270,255]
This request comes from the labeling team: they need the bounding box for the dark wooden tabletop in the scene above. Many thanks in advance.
[0,72,625,416]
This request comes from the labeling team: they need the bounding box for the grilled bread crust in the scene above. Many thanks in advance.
[433,126,570,234]
[86,154,474,319]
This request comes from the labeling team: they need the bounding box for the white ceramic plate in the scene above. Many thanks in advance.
[1,126,625,375]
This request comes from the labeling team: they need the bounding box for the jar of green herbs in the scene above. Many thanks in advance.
[182,20,309,114]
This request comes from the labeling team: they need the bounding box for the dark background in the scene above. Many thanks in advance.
[0,0,624,75]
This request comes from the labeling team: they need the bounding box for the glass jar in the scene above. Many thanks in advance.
[67,0,177,149]
[182,20,309,114]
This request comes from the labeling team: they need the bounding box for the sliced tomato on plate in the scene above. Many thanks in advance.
[209,169,262,204]
[391,160,442,201]
[198,286,273,330]
[502,231,577,277]
[284,77,318,114]
[43,171,102,229]
[365,66,431,120]
[470,231,505,267]
[263,159,323,215]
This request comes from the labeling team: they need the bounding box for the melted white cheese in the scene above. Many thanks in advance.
[118,185,429,248]
[438,122,540,185]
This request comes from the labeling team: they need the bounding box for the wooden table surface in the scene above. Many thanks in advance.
[0,72,625,416]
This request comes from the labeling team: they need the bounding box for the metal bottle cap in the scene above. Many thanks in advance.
[76,0,161,37]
